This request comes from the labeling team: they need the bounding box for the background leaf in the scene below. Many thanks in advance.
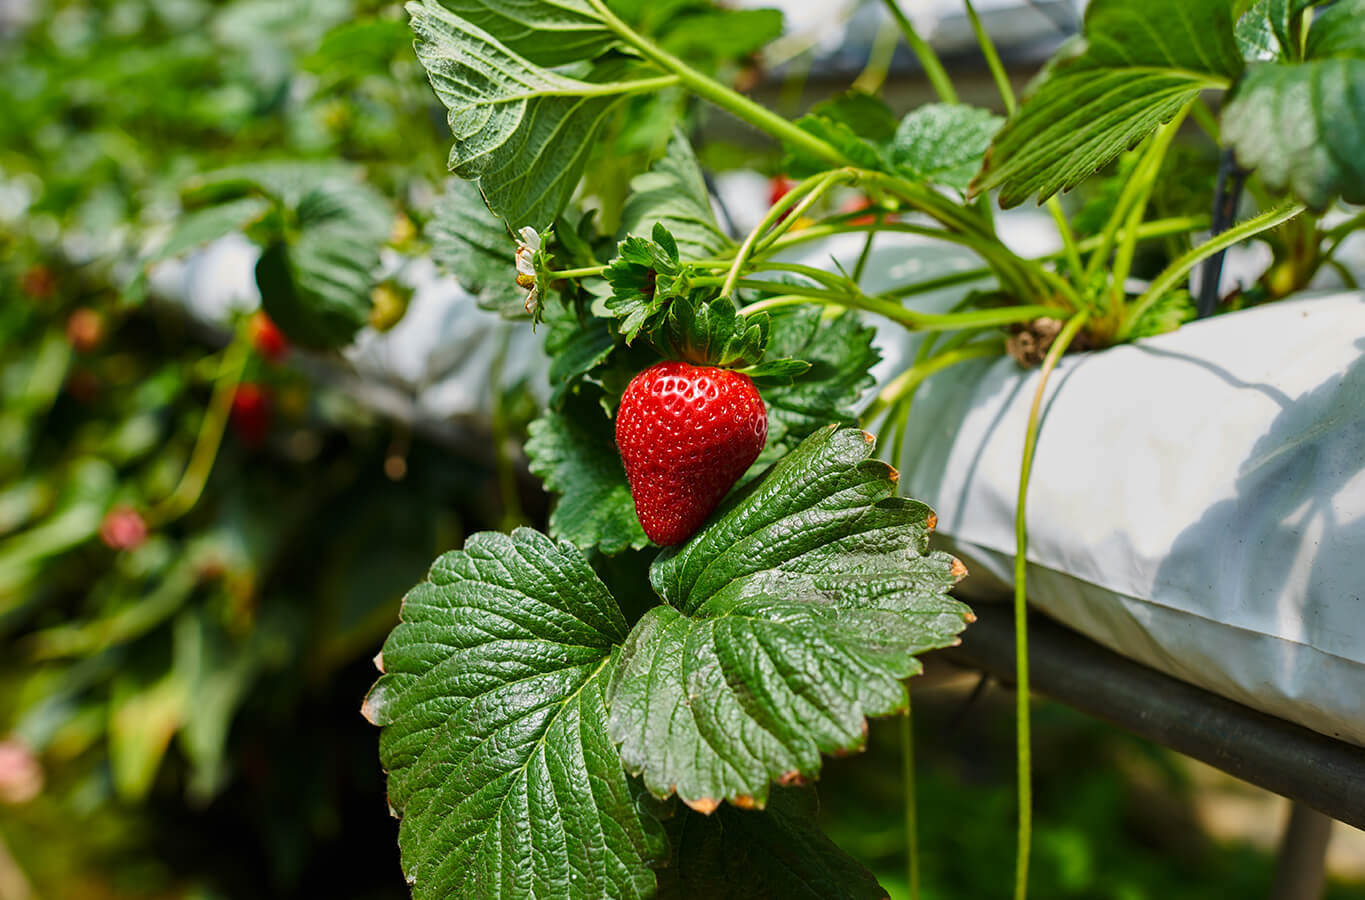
[363,528,664,899]
[608,427,970,812]
[972,0,1244,206]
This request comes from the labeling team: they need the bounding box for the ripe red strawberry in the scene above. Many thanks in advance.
[230,383,271,448]
[248,311,289,362]
[616,361,767,546]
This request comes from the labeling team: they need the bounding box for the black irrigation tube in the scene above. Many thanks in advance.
[939,602,1365,831]
[1196,148,1249,319]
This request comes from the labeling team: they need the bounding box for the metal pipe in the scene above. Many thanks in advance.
[938,604,1365,831]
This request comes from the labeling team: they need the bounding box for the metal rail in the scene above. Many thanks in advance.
[939,603,1365,832]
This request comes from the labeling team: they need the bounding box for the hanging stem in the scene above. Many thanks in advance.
[901,698,922,900]
[149,332,250,526]
[722,169,853,297]
[1012,309,1090,900]
[1119,200,1304,340]
[864,339,1004,421]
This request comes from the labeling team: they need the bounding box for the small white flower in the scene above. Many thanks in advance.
[515,226,540,311]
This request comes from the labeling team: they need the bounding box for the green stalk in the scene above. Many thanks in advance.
[964,0,1083,280]
[764,215,1206,271]
[882,266,995,299]
[1013,308,1090,900]
[854,20,901,95]
[965,0,1014,113]
[851,230,878,284]
[881,0,958,103]
[552,264,608,280]
[722,169,853,297]
[586,0,851,168]
[1083,113,1186,285]
[863,339,1005,420]
[753,171,852,255]
[1190,96,1221,144]
[1118,201,1305,340]
[1326,258,1359,290]
[716,276,1058,333]
[901,700,921,900]
[150,333,250,526]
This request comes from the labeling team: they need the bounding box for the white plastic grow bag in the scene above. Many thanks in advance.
[890,291,1365,748]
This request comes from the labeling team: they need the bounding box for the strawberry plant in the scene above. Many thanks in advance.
[366,0,1365,897]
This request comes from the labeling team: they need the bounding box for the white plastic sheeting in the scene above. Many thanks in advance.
[892,292,1365,748]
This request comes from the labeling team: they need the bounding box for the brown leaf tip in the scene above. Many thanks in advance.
[685,796,721,815]
[950,557,968,580]
[777,770,806,787]
[731,795,758,810]
[373,651,385,673]
[926,512,937,533]
[861,430,875,444]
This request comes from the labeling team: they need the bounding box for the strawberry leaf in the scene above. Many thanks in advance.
[782,92,897,178]
[427,0,615,68]
[761,307,880,455]
[971,0,1244,207]
[253,177,391,349]
[656,788,886,899]
[888,103,1003,193]
[607,426,971,812]
[525,388,650,555]
[362,528,665,899]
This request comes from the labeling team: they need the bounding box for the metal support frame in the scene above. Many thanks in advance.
[938,603,1365,832]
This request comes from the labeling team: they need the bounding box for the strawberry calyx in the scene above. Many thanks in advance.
[657,295,810,383]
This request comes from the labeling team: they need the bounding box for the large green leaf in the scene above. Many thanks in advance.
[362,528,664,899]
[524,389,650,555]
[426,0,615,67]
[618,129,733,260]
[608,426,970,812]
[656,788,886,899]
[428,178,527,317]
[972,0,1244,206]
[1221,58,1365,209]
[409,0,653,230]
